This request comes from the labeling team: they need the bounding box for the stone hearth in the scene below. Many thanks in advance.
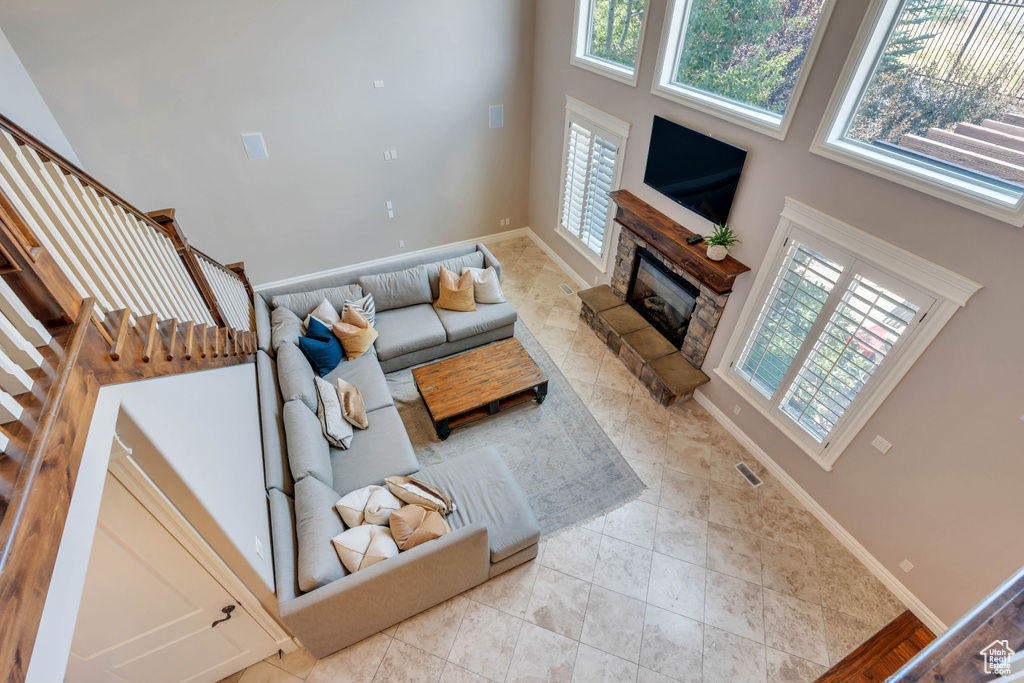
[578,190,750,406]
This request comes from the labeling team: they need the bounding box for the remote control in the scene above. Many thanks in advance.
[686,234,703,245]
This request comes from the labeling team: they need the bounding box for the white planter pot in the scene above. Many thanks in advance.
[707,244,728,262]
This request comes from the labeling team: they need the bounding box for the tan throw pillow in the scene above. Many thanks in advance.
[335,485,403,527]
[385,476,457,515]
[336,378,368,429]
[332,306,379,360]
[390,504,451,551]
[436,267,475,312]
[303,297,341,332]
[332,525,398,573]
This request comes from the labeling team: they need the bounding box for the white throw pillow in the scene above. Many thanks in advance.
[314,376,353,449]
[303,297,341,331]
[461,266,505,304]
[332,525,399,573]
[336,485,403,527]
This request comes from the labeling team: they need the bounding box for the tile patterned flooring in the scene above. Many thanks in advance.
[224,237,905,683]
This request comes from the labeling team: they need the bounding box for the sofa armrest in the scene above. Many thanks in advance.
[279,522,490,658]
[477,243,502,282]
[255,292,272,354]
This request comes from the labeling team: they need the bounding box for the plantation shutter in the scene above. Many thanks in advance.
[560,120,619,257]
[733,234,933,449]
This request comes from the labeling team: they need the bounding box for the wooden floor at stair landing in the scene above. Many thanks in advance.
[816,610,935,682]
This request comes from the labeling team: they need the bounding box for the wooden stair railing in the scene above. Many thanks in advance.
[816,611,936,682]
[0,110,260,681]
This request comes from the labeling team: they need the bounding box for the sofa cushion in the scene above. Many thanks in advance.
[271,284,363,318]
[257,351,292,495]
[323,347,393,413]
[417,446,540,563]
[425,251,485,299]
[277,342,316,411]
[284,400,333,488]
[330,406,419,495]
[433,302,518,343]
[271,306,304,352]
[358,265,432,312]
[373,304,446,361]
[294,476,347,592]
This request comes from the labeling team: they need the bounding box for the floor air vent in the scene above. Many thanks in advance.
[559,284,575,295]
[735,463,763,488]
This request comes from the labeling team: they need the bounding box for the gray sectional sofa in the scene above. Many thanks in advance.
[254,244,541,657]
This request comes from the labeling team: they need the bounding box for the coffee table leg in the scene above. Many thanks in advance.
[436,418,451,441]
[536,381,548,405]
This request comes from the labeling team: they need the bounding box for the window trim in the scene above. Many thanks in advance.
[810,0,1024,226]
[556,96,631,272]
[716,198,982,470]
[570,0,651,87]
[651,0,838,140]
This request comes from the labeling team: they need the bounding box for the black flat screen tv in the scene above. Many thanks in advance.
[643,116,747,225]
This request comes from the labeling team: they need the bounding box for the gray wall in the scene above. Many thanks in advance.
[0,23,79,165]
[529,0,1024,624]
[0,0,535,285]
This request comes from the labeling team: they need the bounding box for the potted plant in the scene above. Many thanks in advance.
[705,223,740,262]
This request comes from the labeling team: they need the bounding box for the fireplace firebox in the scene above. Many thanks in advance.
[627,248,700,349]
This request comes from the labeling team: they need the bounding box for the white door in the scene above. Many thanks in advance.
[66,474,278,683]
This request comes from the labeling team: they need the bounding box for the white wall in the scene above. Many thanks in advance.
[0,23,78,165]
[528,0,1024,625]
[0,0,535,285]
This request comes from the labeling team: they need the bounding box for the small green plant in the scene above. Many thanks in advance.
[706,223,741,249]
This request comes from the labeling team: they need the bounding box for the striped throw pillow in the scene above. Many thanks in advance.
[344,293,376,328]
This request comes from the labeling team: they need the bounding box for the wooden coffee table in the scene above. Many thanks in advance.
[411,338,548,440]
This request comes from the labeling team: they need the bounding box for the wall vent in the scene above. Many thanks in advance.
[559,284,574,295]
[734,463,763,488]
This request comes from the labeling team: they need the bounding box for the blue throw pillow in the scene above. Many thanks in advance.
[298,317,342,376]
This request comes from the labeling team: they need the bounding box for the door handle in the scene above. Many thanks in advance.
[211,605,235,628]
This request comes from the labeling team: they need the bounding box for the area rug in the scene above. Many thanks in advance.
[385,323,644,538]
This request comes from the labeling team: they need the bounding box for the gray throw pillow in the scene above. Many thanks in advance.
[271,306,304,352]
[294,476,348,592]
[425,252,485,299]
[271,284,364,318]
[276,342,316,412]
[358,265,432,311]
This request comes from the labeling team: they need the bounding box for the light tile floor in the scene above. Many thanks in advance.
[223,237,905,683]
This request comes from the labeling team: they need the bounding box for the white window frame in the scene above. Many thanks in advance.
[716,198,981,470]
[571,0,651,87]
[651,0,837,140]
[811,0,1024,226]
[556,96,631,272]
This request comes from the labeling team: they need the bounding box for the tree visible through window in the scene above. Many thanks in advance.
[672,0,828,116]
[586,0,647,69]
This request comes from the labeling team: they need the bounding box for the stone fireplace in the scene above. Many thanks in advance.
[578,190,750,406]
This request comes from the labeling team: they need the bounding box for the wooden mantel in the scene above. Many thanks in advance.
[609,190,750,295]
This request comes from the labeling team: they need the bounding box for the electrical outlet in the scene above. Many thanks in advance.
[373,80,385,88]
[871,435,892,454]
[390,149,398,159]
[255,536,264,560]
[594,276,600,284]
[899,559,914,573]
[388,210,394,219]
[733,405,741,416]
[386,201,392,210]
[399,240,405,248]
[505,217,511,225]
[383,151,390,160]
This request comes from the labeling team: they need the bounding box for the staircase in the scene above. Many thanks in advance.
[0,113,257,682]
[898,113,1024,185]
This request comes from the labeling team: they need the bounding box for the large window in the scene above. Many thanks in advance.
[653,0,836,138]
[718,199,980,470]
[571,0,650,86]
[813,0,1024,225]
[557,97,631,270]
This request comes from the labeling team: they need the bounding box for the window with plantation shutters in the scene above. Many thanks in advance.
[557,98,630,271]
[720,199,979,470]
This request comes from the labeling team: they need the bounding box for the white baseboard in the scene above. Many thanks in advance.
[524,228,590,289]
[254,228,531,292]
[692,389,947,635]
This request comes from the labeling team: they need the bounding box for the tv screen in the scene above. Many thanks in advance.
[643,116,747,225]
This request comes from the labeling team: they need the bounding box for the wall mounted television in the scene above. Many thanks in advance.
[643,115,747,225]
